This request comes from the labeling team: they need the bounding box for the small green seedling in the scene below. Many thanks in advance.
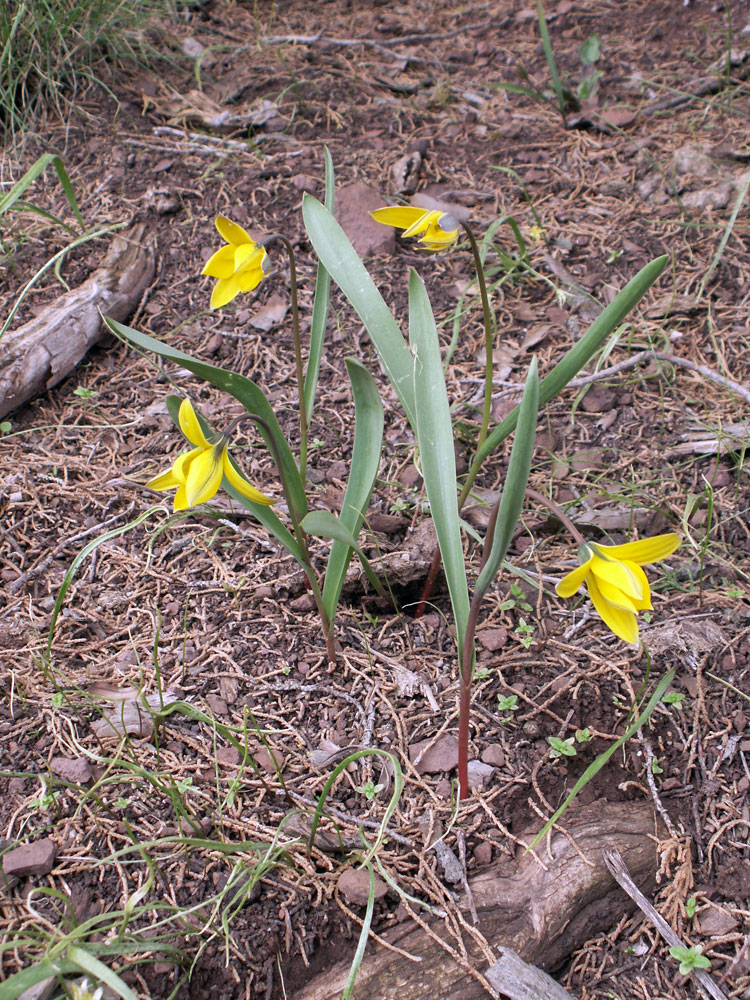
[663,691,685,708]
[549,736,576,759]
[650,757,663,775]
[669,944,710,976]
[685,896,698,918]
[514,617,535,649]
[497,694,519,720]
[575,728,592,744]
[355,780,384,801]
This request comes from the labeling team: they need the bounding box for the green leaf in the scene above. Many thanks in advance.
[163,395,304,565]
[579,34,601,66]
[67,945,140,1000]
[304,147,334,424]
[106,318,307,523]
[408,270,470,654]
[475,358,538,598]
[0,153,84,229]
[473,255,669,470]
[321,358,384,620]
[301,509,387,601]
[301,195,416,426]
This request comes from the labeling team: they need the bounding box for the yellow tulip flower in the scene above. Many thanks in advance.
[202,216,270,309]
[147,398,274,511]
[370,206,460,251]
[556,533,680,645]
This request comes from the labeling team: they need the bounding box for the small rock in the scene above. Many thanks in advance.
[435,779,453,798]
[178,816,212,836]
[3,838,56,878]
[182,37,204,58]
[50,757,92,784]
[481,744,505,768]
[216,746,240,768]
[8,777,25,796]
[334,184,395,256]
[409,735,458,774]
[292,173,318,193]
[580,388,616,413]
[473,842,493,866]
[698,906,739,936]
[467,760,494,790]
[255,748,285,774]
[338,867,388,905]
[477,628,508,652]
[205,694,228,717]
[290,594,316,612]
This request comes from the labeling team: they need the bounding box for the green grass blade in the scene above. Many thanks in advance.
[161,395,304,565]
[67,945,139,1000]
[0,153,84,229]
[473,254,668,469]
[527,668,675,850]
[475,358,538,597]
[535,0,566,116]
[106,318,307,522]
[697,167,750,300]
[0,960,80,1000]
[304,147,334,423]
[342,863,375,1000]
[321,357,384,620]
[301,509,387,601]
[301,194,416,426]
[409,269,470,653]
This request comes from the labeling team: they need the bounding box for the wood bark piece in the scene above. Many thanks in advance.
[293,800,661,1000]
[0,224,154,419]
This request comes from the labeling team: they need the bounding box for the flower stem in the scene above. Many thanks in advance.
[525,486,585,544]
[461,221,496,455]
[266,234,308,481]
[250,412,336,664]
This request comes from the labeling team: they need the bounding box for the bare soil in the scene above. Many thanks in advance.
[1,1,749,998]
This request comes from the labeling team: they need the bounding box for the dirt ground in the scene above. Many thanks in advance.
[2,0,750,997]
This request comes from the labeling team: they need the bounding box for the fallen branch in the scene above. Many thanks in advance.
[292,800,662,1000]
[0,224,154,420]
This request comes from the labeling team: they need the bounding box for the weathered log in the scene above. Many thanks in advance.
[0,224,154,419]
[293,800,662,999]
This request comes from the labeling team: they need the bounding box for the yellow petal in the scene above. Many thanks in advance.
[145,466,182,491]
[223,453,275,505]
[556,559,592,598]
[178,399,212,449]
[598,533,680,565]
[237,264,265,293]
[184,444,224,507]
[215,215,253,247]
[210,275,242,309]
[369,206,427,231]
[233,242,262,272]
[202,244,236,279]
[593,576,639,613]
[402,211,436,238]
[588,575,639,645]
[590,554,644,602]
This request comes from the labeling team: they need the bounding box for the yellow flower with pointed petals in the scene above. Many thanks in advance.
[146,398,274,511]
[556,533,680,645]
[202,216,270,309]
[370,206,460,251]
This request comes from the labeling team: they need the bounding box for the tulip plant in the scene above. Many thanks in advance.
[106,151,675,802]
[107,153,388,666]
[302,195,672,798]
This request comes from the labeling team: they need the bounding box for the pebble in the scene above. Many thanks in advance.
[2,838,57,878]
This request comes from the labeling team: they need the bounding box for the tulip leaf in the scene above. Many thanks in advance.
[304,147,334,425]
[163,395,305,565]
[475,357,539,598]
[301,195,416,426]
[321,357,384,620]
[472,254,669,471]
[105,318,307,522]
[301,509,387,601]
[408,269,470,653]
